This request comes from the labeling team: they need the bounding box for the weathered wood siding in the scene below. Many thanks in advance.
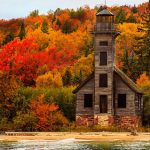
[76,78,94,116]
[94,34,115,115]
[114,73,136,116]
[135,93,143,116]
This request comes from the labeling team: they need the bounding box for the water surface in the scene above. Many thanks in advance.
[0,139,150,150]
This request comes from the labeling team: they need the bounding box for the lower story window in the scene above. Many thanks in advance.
[84,94,93,108]
[118,94,126,108]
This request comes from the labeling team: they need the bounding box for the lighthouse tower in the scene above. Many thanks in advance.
[93,9,117,125]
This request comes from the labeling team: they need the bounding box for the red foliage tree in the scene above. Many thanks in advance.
[0,38,76,86]
[0,38,40,85]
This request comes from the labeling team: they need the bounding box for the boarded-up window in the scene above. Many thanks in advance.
[100,52,107,65]
[84,94,93,108]
[99,74,108,87]
[99,41,108,46]
[138,95,142,110]
[100,95,108,113]
[118,94,126,108]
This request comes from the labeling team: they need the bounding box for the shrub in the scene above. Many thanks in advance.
[13,112,37,131]
[31,94,69,131]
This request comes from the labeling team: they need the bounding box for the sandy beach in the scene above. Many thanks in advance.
[0,132,150,142]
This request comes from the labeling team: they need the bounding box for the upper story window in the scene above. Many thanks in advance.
[84,94,93,108]
[99,41,108,46]
[100,52,107,66]
[118,94,126,108]
[99,74,108,87]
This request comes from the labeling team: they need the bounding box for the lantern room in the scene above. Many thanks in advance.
[95,9,114,32]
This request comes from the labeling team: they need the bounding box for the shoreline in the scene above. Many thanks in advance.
[0,132,150,142]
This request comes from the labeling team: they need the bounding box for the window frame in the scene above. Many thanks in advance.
[118,94,126,108]
[84,94,93,108]
[99,74,108,87]
[99,41,108,46]
[100,51,107,66]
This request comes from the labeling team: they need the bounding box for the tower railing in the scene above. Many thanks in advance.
[95,23,114,31]
[89,23,118,33]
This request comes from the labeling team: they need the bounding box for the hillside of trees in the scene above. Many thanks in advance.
[0,2,150,131]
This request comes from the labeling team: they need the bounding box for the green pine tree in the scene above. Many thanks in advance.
[62,69,72,86]
[132,4,138,13]
[62,20,72,34]
[41,20,49,33]
[19,21,25,40]
[29,10,39,17]
[127,13,136,23]
[134,1,150,76]
[2,32,14,45]
[56,18,61,27]
[116,8,126,23]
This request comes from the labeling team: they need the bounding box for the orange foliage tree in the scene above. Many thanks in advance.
[31,94,68,131]
[136,73,150,93]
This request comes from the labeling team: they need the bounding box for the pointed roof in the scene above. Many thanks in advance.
[73,67,143,94]
[72,72,94,94]
[114,67,143,94]
[96,9,114,16]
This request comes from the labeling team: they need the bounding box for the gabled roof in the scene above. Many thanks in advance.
[114,67,143,94]
[72,72,94,94]
[96,9,114,16]
[73,67,143,94]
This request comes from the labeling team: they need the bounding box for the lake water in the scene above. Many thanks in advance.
[0,139,150,150]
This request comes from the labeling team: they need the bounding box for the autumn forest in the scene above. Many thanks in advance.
[0,2,150,131]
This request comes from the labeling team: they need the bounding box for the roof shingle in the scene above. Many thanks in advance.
[96,9,114,16]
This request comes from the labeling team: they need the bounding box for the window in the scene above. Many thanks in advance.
[84,94,93,108]
[100,52,107,65]
[118,94,126,108]
[99,41,108,46]
[99,74,108,87]
[138,95,141,109]
[100,95,108,113]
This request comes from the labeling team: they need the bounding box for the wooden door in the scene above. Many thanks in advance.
[100,95,107,113]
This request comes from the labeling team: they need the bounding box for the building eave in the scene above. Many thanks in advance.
[114,67,143,94]
[72,72,94,94]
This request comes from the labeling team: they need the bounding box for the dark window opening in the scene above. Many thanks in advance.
[100,52,107,65]
[84,94,93,108]
[99,74,108,87]
[138,95,141,110]
[99,41,108,46]
[100,95,108,113]
[118,94,126,108]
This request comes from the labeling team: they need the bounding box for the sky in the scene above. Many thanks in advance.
[0,0,148,19]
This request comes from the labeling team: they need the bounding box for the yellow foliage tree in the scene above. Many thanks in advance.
[26,27,50,51]
[36,70,63,88]
[116,23,144,79]
[71,53,94,82]
[116,23,143,68]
